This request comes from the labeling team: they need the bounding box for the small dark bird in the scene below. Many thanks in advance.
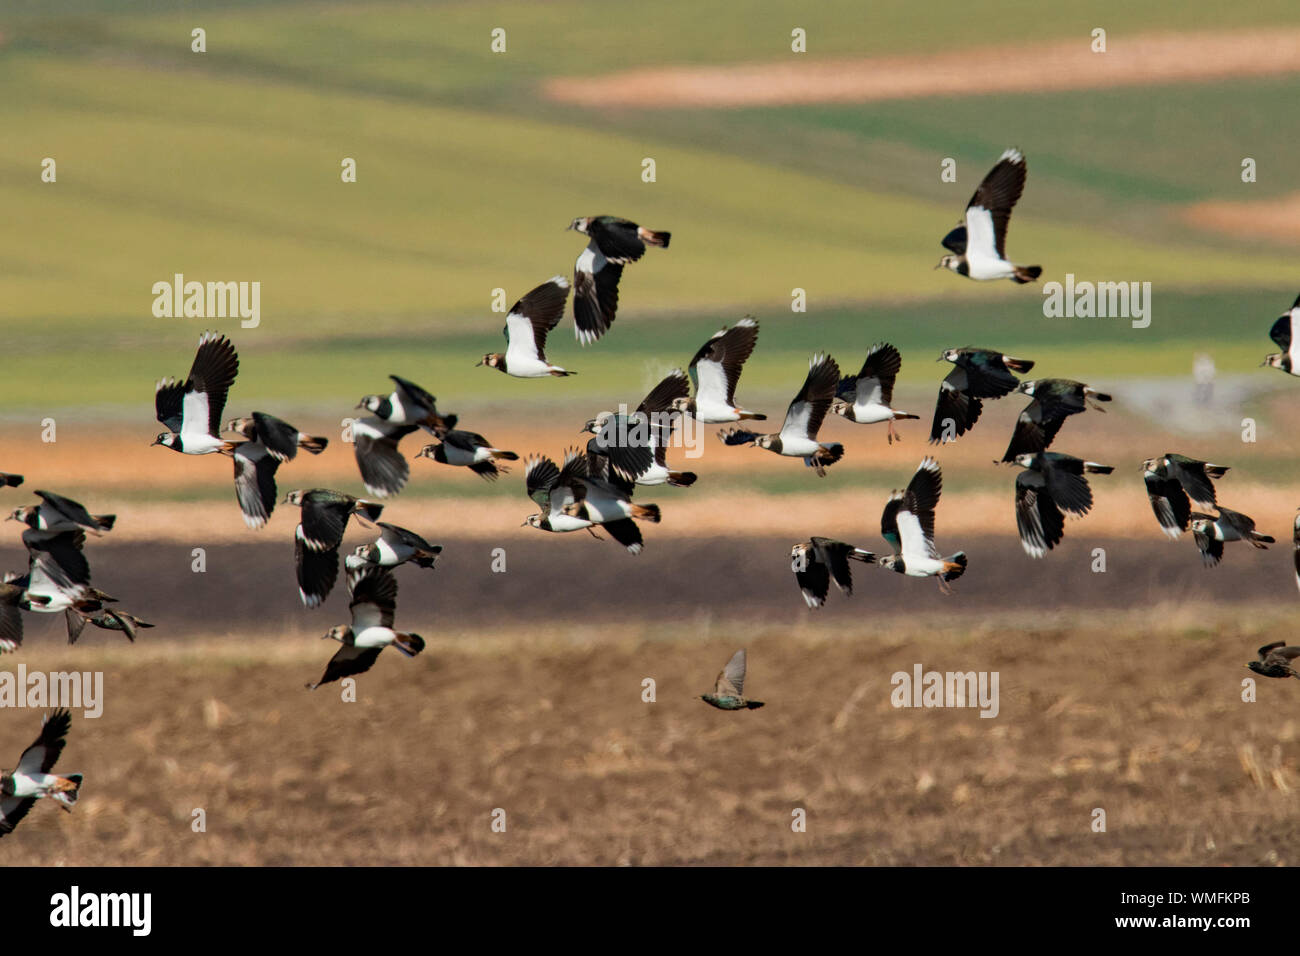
[1190,508,1273,567]
[153,332,241,455]
[1011,452,1113,558]
[935,148,1041,283]
[416,429,519,481]
[833,342,918,443]
[1001,379,1111,462]
[700,649,764,710]
[671,317,765,423]
[1262,293,1300,375]
[1142,453,1229,538]
[478,277,573,377]
[307,568,425,690]
[66,609,153,644]
[1248,641,1300,679]
[285,489,384,608]
[345,522,442,574]
[719,353,844,476]
[568,216,670,344]
[790,537,875,608]
[225,412,329,460]
[930,347,1033,444]
[1,709,82,837]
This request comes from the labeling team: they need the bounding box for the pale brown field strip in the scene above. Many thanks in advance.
[1183,191,1300,243]
[543,29,1300,108]
[59,484,1300,544]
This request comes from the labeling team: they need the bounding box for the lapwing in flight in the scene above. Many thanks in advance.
[833,342,919,443]
[67,609,153,644]
[790,537,876,608]
[416,429,520,481]
[225,412,329,461]
[0,583,49,654]
[357,375,457,435]
[671,317,766,424]
[1142,454,1229,539]
[285,489,384,608]
[936,148,1041,284]
[12,529,136,644]
[153,331,241,455]
[1190,508,1273,567]
[930,348,1033,444]
[9,490,114,537]
[523,449,658,553]
[1248,641,1300,680]
[1293,509,1300,594]
[1263,293,1300,376]
[1001,379,1111,463]
[700,649,764,710]
[584,370,695,487]
[345,522,442,575]
[479,276,573,377]
[876,457,967,593]
[0,709,82,837]
[1011,452,1113,558]
[307,567,425,690]
[718,353,844,476]
[568,216,670,344]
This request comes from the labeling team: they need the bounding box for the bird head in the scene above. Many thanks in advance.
[568,217,591,234]
[1262,353,1284,369]
[224,417,252,435]
[356,395,382,413]
[322,625,350,643]
[1014,380,1037,396]
[582,412,611,435]
[754,435,773,450]
[940,348,960,363]
[283,489,305,506]
[7,506,34,526]
[153,432,178,449]
[668,397,692,414]
[522,513,544,530]
[1012,453,1037,469]
[477,353,502,370]
[935,255,959,272]
[415,443,439,459]
[1247,661,1267,675]
[877,554,902,572]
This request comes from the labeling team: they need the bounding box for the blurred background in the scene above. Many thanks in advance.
[3,1,1300,865]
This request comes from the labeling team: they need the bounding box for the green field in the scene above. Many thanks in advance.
[2,1,1297,415]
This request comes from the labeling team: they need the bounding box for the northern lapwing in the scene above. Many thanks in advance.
[833,342,919,443]
[1142,453,1229,539]
[345,522,442,574]
[1248,641,1300,680]
[307,567,425,689]
[700,649,764,710]
[350,417,418,499]
[285,489,384,608]
[1001,379,1111,463]
[930,348,1033,444]
[0,583,49,654]
[225,412,329,461]
[228,436,281,529]
[936,148,1041,283]
[0,709,82,837]
[415,430,520,481]
[718,353,844,476]
[1190,508,1273,567]
[13,530,133,645]
[671,317,765,424]
[584,370,695,487]
[790,537,876,608]
[479,276,573,377]
[356,375,457,435]
[568,217,670,344]
[9,490,114,537]
[1012,452,1113,558]
[1293,509,1300,593]
[523,450,657,553]
[1263,293,1300,376]
[876,457,967,593]
[153,331,241,455]
[0,474,21,489]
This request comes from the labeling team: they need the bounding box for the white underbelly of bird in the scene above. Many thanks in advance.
[964,253,1016,282]
[693,398,742,423]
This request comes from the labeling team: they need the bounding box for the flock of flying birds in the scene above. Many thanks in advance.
[5,149,1300,836]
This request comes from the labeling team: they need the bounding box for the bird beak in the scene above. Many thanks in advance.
[475,359,484,367]
[933,260,944,270]
[354,401,365,410]
[150,437,162,446]
[520,518,529,526]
